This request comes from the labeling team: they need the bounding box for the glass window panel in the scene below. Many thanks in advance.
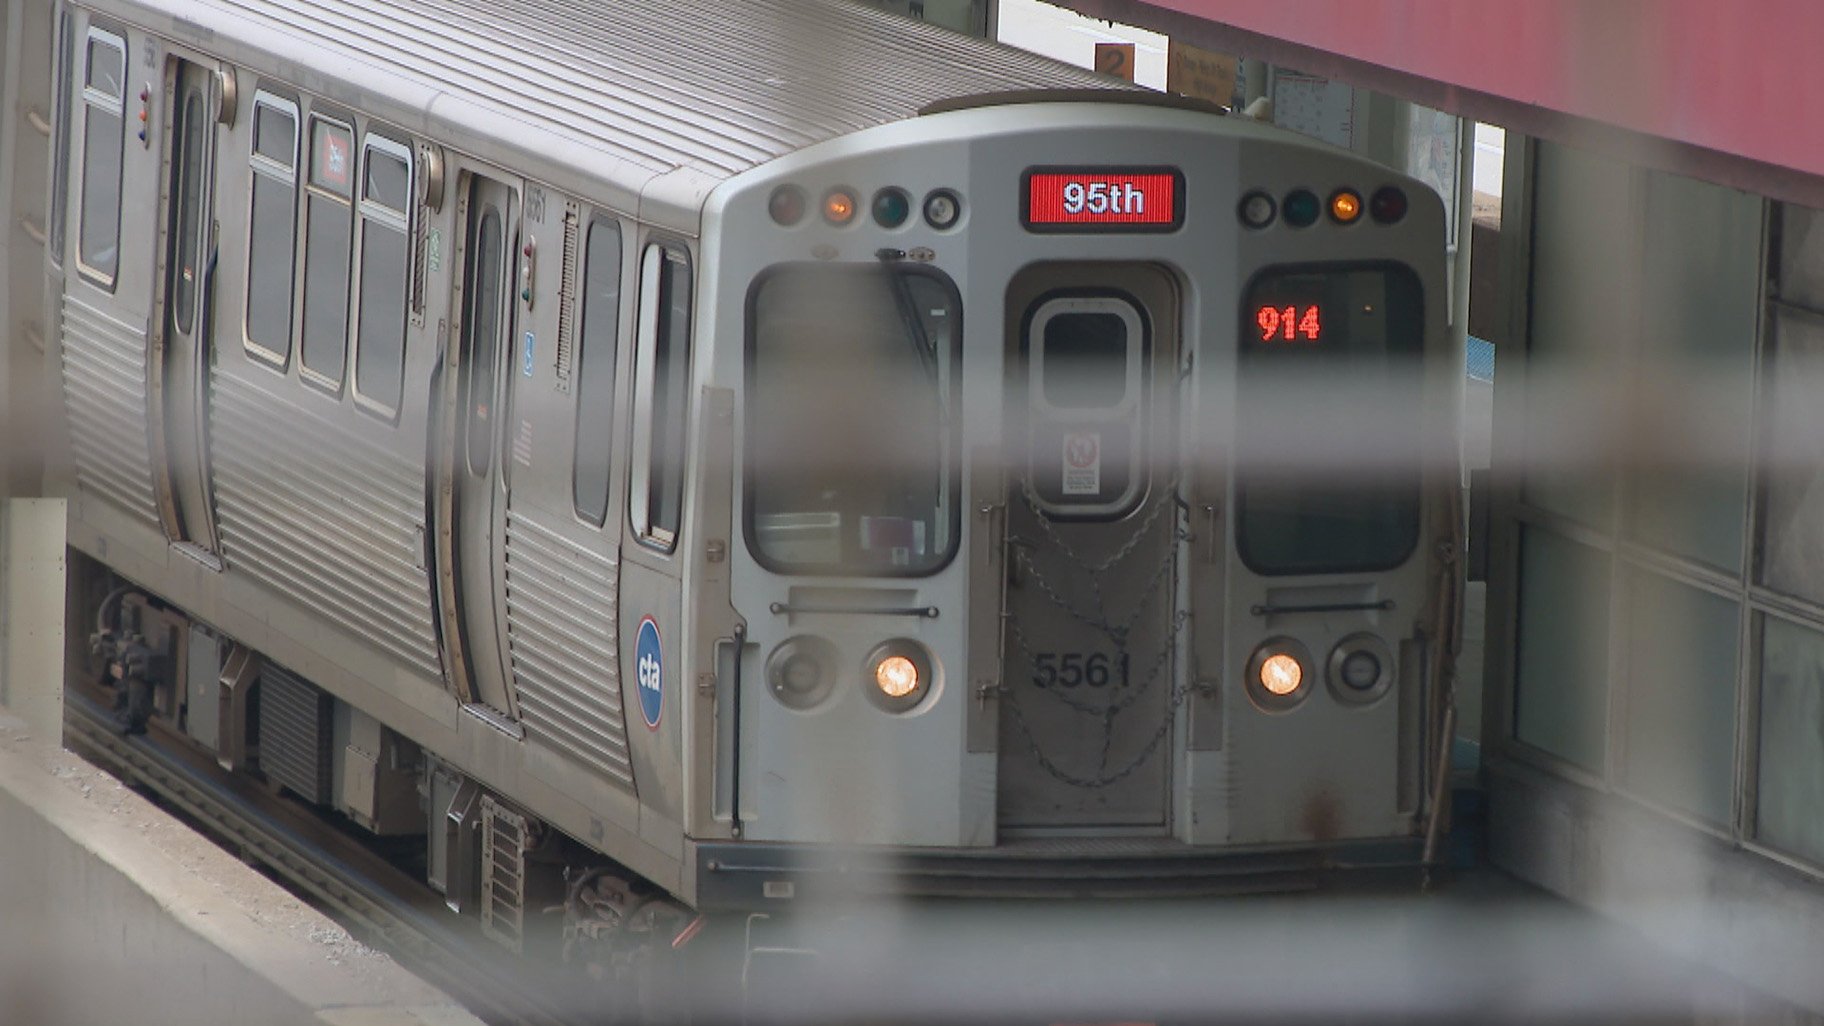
[84,36,122,97]
[309,119,354,196]
[1757,615,1824,867]
[646,250,692,544]
[1781,203,1824,309]
[463,209,503,477]
[1624,171,1759,571]
[246,174,297,359]
[363,148,409,212]
[78,105,124,280]
[573,219,621,527]
[301,192,352,385]
[1618,569,1739,824]
[354,221,408,411]
[171,91,206,335]
[254,103,295,165]
[1522,141,1630,529]
[1515,526,1610,771]
[49,13,73,264]
[1759,308,1824,606]
[1042,313,1128,408]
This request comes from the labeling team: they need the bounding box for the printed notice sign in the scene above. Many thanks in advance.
[1062,431,1101,496]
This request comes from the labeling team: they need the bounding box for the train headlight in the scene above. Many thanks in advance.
[1246,638,1313,711]
[1327,633,1394,705]
[766,636,838,710]
[864,640,934,712]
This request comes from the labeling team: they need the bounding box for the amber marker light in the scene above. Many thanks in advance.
[1329,188,1363,224]
[823,187,858,226]
[875,655,920,698]
[1260,653,1303,696]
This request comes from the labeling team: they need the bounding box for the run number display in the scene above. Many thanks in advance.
[1022,167,1184,232]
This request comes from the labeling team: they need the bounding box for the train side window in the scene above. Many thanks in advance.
[572,217,622,527]
[167,86,208,336]
[462,206,505,478]
[76,27,127,288]
[628,243,692,551]
[244,93,299,367]
[351,134,413,415]
[300,114,356,392]
[48,11,74,267]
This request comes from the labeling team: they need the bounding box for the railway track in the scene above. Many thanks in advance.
[63,686,584,1026]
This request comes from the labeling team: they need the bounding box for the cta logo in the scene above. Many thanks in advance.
[635,616,663,731]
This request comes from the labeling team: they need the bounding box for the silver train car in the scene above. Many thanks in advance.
[41,0,1459,979]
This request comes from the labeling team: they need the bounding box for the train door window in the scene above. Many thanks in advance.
[300,114,356,391]
[629,243,692,551]
[167,82,208,336]
[462,205,505,478]
[49,11,74,267]
[76,27,126,287]
[351,134,413,415]
[1024,295,1147,518]
[572,217,622,527]
[245,93,299,366]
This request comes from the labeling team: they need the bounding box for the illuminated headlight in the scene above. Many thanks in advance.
[766,636,838,710]
[865,640,934,712]
[1327,633,1394,704]
[1246,638,1312,711]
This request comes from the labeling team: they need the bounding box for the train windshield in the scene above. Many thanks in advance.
[1235,264,1425,575]
[746,264,961,575]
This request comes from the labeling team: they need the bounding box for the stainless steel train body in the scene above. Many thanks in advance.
[42,0,1457,923]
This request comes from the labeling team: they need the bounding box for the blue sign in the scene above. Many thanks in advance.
[522,331,535,378]
[635,616,663,730]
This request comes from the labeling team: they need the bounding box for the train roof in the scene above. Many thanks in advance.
[113,0,1128,196]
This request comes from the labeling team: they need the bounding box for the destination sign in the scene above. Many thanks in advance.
[1022,167,1184,232]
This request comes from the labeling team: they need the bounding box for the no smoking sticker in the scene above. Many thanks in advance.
[1062,431,1101,496]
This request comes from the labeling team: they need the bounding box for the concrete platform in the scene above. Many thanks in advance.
[0,710,483,1026]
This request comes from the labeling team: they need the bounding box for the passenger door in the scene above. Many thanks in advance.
[434,174,519,717]
[154,59,222,557]
[997,263,1184,832]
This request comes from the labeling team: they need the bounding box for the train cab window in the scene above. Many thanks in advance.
[573,218,622,527]
[352,135,413,414]
[745,264,961,575]
[76,28,127,287]
[1235,264,1425,575]
[629,243,692,551]
[300,114,356,390]
[245,93,299,365]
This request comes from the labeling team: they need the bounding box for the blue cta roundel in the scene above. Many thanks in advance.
[635,617,663,730]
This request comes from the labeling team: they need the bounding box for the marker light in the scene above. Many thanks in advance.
[923,189,962,230]
[1329,188,1363,224]
[769,185,806,226]
[1370,185,1408,224]
[872,187,912,228]
[1238,190,1276,229]
[1260,654,1302,696]
[822,187,858,226]
[875,655,919,698]
[1282,189,1320,228]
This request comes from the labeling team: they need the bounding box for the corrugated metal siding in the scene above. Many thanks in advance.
[502,507,634,794]
[210,373,443,679]
[59,294,163,529]
[188,0,1121,184]
[258,661,334,804]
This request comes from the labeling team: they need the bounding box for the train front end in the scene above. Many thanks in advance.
[687,96,1457,904]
